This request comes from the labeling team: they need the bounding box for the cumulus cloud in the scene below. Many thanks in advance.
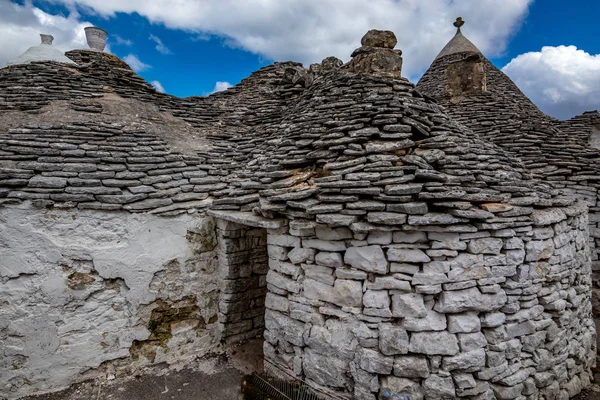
[0,1,90,66]
[211,81,233,93]
[150,80,165,93]
[502,45,600,120]
[38,0,533,79]
[149,34,172,55]
[114,35,133,46]
[123,54,151,72]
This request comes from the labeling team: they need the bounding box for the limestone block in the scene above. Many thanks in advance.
[491,383,524,400]
[504,237,524,250]
[393,231,427,243]
[264,310,306,347]
[480,312,506,328]
[265,293,289,312]
[411,273,449,285]
[302,239,346,251]
[367,212,407,225]
[423,374,456,399]
[525,239,554,261]
[392,355,430,378]
[287,248,315,264]
[315,251,343,268]
[435,287,507,313]
[303,348,347,388]
[379,323,409,355]
[267,234,301,248]
[361,29,397,48]
[453,373,477,389]
[403,306,447,332]
[391,293,426,318]
[367,230,392,245]
[363,290,390,309]
[366,276,410,291]
[336,268,368,280]
[344,245,388,274]
[380,376,423,400]
[409,331,459,355]
[532,226,554,240]
[506,249,526,266]
[468,237,504,255]
[315,225,353,241]
[266,270,300,293]
[448,312,481,333]
[387,248,431,263]
[303,278,362,307]
[530,208,567,226]
[359,348,393,374]
[442,348,486,371]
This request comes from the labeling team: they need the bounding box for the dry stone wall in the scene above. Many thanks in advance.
[262,203,595,400]
[216,219,269,343]
[417,52,600,344]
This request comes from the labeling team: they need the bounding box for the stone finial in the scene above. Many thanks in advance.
[454,17,465,31]
[40,34,54,45]
[360,30,397,49]
[349,30,403,78]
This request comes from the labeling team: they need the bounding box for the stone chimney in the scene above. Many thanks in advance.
[40,34,54,45]
[84,27,108,52]
[349,29,403,78]
[442,18,487,98]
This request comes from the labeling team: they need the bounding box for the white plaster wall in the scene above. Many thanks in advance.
[0,203,221,399]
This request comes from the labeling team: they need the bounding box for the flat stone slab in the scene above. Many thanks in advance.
[208,210,287,229]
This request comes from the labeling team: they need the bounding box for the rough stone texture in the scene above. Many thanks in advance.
[263,211,594,400]
[417,22,600,373]
[217,220,268,342]
[0,27,597,400]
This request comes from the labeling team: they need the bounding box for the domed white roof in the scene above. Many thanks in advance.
[7,34,76,66]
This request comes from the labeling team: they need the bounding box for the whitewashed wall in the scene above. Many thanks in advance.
[0,203,221,399]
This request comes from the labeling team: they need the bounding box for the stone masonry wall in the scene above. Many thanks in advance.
[262,204,595,400]
[0,203,221,399]
[216,219,268,343]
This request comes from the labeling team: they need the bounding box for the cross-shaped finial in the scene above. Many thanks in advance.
[454,17,465,32]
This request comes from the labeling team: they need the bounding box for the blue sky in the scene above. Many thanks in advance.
[2,0,599,119]
[494,0,600,66]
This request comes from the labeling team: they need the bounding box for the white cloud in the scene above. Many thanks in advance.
[123,54,151,72]
[41,0,533,79]
[211,81,233,93]
[0,1,90,67]
[502,45,600,120]
[150,80,165,93]
[149,34,172,55]
[114,35,133,46]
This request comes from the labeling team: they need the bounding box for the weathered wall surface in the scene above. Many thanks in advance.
[0,203,221,399]
[263,205,595,400]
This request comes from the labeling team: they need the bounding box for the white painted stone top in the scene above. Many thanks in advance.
[7,34,76,66]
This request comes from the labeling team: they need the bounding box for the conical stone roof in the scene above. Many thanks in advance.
[416,18,600,184]
[434,18,482,60]
[0,29,574,224]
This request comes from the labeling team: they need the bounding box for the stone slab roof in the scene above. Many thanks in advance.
[0,36,575,231]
